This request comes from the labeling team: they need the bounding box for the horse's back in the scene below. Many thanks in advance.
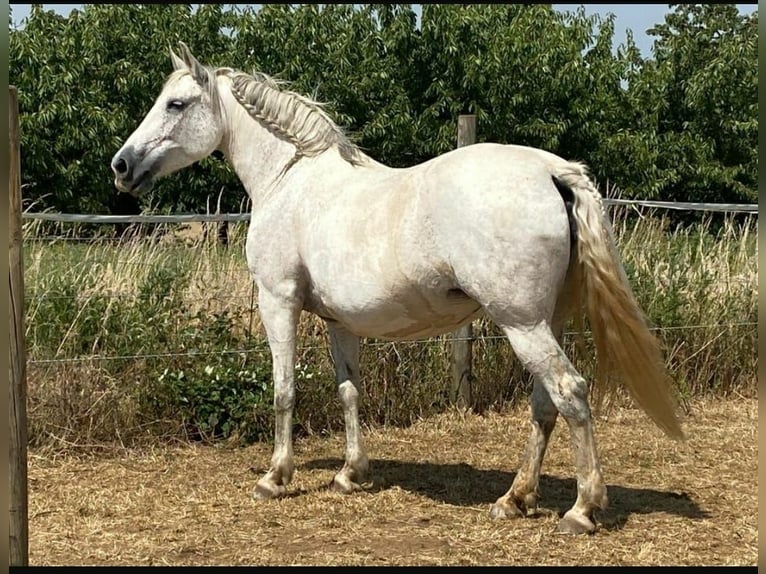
[414,142,570,179]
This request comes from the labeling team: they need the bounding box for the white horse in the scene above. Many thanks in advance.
[112,43,683,534]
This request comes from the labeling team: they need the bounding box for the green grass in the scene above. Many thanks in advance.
[21,210,757,450]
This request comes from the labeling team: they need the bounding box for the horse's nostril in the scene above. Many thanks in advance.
[114,157,128,175]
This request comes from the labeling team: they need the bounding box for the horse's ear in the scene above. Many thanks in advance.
[169,44,186,71]
[177,41,208,86]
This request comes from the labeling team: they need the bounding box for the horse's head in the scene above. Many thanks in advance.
[111,42,224,196]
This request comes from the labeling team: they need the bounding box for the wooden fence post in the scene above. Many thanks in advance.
[9,85,29,566]
[451,114,476,409]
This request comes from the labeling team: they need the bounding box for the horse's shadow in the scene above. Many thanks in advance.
[301,457,709,531]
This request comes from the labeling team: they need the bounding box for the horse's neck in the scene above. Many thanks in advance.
[218,90,298,207]
[217,81,389,205]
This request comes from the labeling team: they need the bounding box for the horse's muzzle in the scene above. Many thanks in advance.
[111,148,153,196]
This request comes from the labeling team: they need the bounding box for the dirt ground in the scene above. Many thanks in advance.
[27,396,757,566]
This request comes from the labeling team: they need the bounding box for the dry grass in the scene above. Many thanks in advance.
[28,396,757,566]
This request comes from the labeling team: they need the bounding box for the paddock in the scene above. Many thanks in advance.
[28,397,756,566]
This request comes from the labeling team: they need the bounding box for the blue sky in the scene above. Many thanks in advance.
[9,3,758,58]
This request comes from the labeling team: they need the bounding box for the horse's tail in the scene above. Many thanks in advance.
[553,162,684,440]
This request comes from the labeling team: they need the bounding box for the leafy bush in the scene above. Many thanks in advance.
[152,360,272,442]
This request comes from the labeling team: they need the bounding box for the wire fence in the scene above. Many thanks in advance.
[22,199,758,368]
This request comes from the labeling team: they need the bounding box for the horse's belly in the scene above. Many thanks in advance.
[307,283,483,340]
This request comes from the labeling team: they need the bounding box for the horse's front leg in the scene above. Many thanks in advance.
[253,286,301,500]
[327,323,369,493]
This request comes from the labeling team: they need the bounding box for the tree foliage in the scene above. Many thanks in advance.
[9,3,758,215]
[644,4,758,202]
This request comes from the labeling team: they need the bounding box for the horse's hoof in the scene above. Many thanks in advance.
[252,480,286,500]
[331,473,363,494]
[489,499,525,520]
[558,511,596,534]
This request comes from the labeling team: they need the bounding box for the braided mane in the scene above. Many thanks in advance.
[225,69,364,169]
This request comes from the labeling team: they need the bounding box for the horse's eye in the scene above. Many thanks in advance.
[167,100,186,111]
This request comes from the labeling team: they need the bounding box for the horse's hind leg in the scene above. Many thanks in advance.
[490,321,566,518]
[490,377,558,519]
[495,322,607,534]
[327,323,369,493]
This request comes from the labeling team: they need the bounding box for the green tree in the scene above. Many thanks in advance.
[414,5,623,161]
[9,3,757,215]
[229,4,422,166]
[641,4,758,202]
